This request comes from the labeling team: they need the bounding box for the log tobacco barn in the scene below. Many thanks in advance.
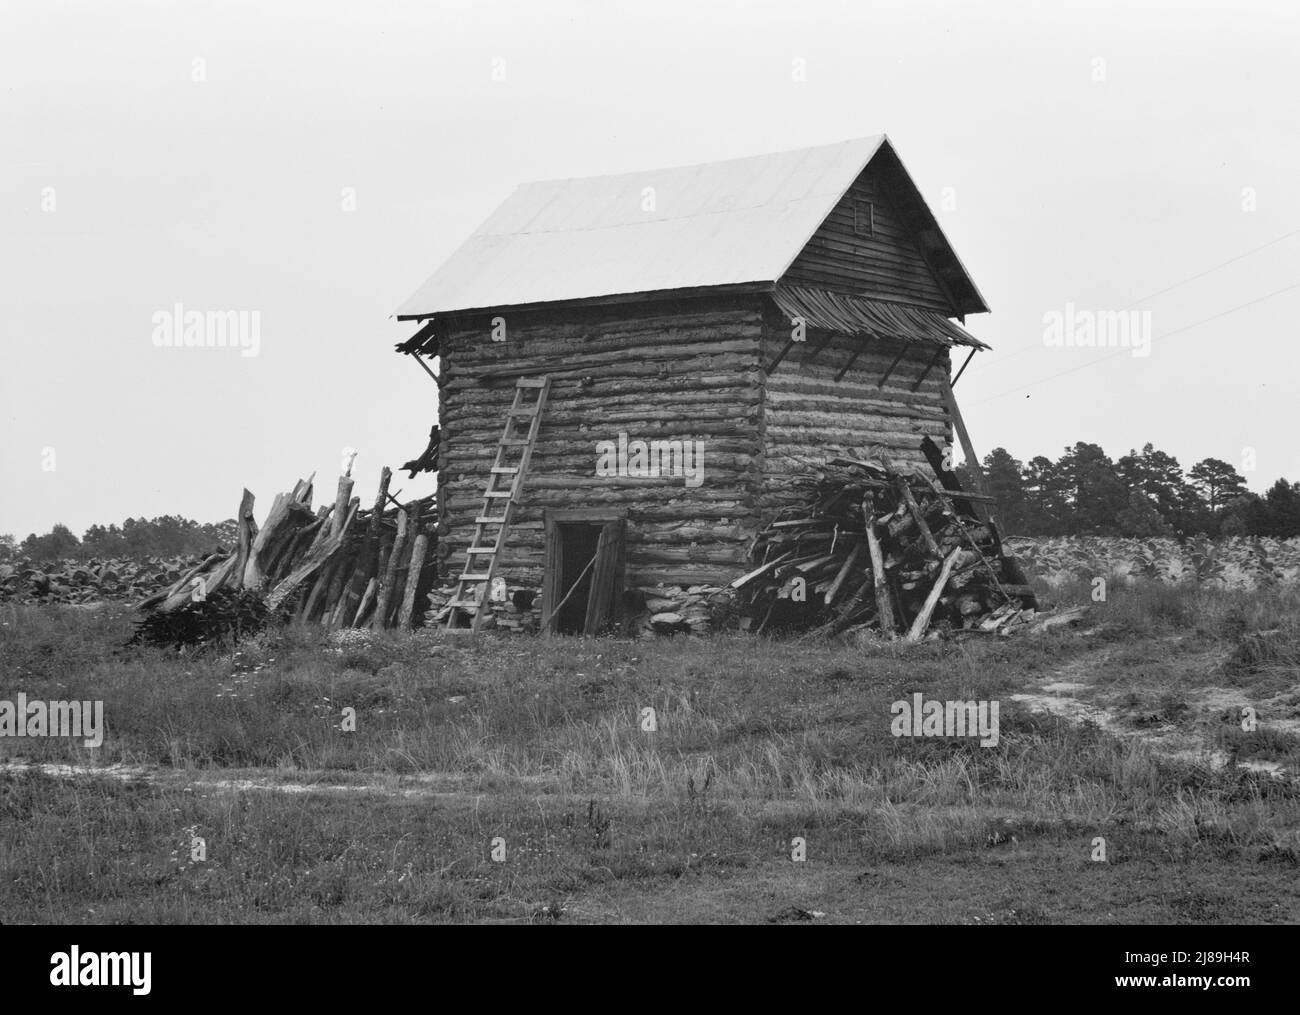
[394,135,994,635]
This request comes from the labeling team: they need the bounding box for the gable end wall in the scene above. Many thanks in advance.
[781,167,955,314]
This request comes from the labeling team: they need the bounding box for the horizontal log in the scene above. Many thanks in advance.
[447,359,758,388]
[443,455,759,480]
[445,303,763,344]
[444,404,760,429]
[442,388,760,421]
[628,566,742,586]
[452,337,760,374]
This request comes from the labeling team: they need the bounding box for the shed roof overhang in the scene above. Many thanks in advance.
[771,285,990,350]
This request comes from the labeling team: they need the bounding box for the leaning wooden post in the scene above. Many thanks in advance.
[387,501,422,627]
[905,547,963,642]
[354,577,379,628]
[302,561,336,622]
[330,474,355,537]
[326,548,358,630]
[397,532,429,629]
[940,375,995,528]
[371,506,408,629]
[232,489,256,590]
[862,498,895,635]
[338,467,391,627]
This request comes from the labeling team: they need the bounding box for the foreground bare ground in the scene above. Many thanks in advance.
[2,580,1298,924]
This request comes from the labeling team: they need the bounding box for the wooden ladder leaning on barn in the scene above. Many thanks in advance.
[445,376,551,633]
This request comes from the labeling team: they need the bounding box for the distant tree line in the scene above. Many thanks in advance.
[3,443,1297,561]
[0,515,239,564]
[959,443,1300,538]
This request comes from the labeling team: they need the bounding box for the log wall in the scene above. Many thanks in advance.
[437,296,766,616]
[758,300,953,515]
[434,292,960,631]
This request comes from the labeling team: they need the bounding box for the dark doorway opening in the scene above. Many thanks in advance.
[556,522,601,635]
[542,510,627,636]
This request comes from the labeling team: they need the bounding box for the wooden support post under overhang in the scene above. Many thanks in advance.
[909,346,946,392]
[801,327,836,366]
[411,351,442,388]
[951,347,977,388]
[764,335,797,375]
[939,374,997,528]
[876,343,909,388]
[834,335,870,382]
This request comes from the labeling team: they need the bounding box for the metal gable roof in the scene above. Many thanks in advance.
[395,135,987,320]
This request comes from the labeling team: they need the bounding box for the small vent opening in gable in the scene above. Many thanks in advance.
[853,200,874,238]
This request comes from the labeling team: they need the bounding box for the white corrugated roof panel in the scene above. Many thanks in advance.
[395,136,888,318]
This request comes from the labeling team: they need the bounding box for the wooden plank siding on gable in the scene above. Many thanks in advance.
[781,169,956,315]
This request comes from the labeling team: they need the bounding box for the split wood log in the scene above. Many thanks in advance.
[905,547,963,642]
[387,501,423,627]
[155,552,239,613]
[273,514,327,583]
[802,577,874,640]
[1024,605,1088,635]
[138,552,226,611]
[914,473,1008,602]
[265,499,361,611]
[337,467,391,628]
[862,503,895,635]
[729,551,795,589]
[354,577,379,628]
[371,506,409,629]
[365,530,396,628]
[893,474,941,559]
[232,489,256,590]
[822,543,864,607]
[325,551,358,630]
[301,562,336,622]
[242,493,314,589]
[295,575,318,621]
[330,475,355,538]
[397,533,429,629]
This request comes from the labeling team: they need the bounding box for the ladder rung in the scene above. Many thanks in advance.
[516,378,548,388]
[465,547,495,554]
[475,515,506,524]
[484,491,513,498]
[446,599,482,610]
[459,572,492,582]
[490,466,519,474]
[499,438,530,446]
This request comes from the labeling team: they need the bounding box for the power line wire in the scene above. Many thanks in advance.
[982,226,1300,364]
[969,279,1300,406]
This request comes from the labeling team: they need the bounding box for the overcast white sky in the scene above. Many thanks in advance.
[2,0,1297,539]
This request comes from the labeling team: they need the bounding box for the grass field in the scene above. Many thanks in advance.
[2,580,1299,924]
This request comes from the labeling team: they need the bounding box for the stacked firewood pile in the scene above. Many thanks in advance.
[135,469,436,630]
[733,448,1038,640]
